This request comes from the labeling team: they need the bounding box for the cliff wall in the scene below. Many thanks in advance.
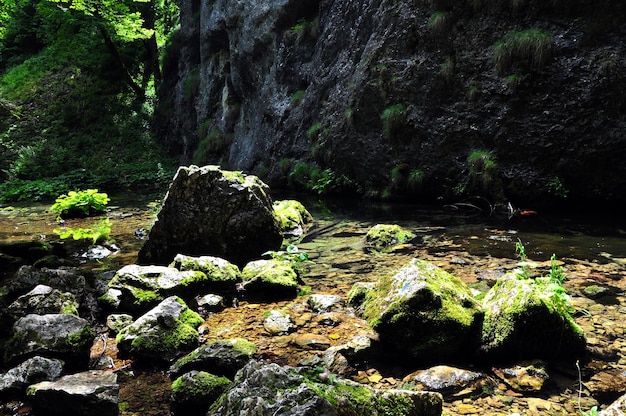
[157,0,626,208]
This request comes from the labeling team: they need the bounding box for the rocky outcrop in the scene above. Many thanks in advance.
[159,0,626,208]
[137,165,282,267]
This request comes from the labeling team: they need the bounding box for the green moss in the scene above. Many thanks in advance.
[242,259,299,288]
[365,224,415,249]
[230,338,257,357]
[171,371,231,398]
[129,287,162,306]
[273,199,312,231]
[171,255,240,282]
[130,322,199,355]
[65,325,95,350]
[222,170,246,184]
[493,28,553,75]
[179,307,204,328]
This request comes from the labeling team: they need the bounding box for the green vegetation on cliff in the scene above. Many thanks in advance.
[0,0,179,202]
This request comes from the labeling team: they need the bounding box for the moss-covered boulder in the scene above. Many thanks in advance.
[170,338,257,379]
[103,264,212,314]
[7,284,79,320]
[209,360,443,415]
[480,276,586,361]
[137,165,282,267]
[170,254,241,291]
[360,259,483,364]
[3,314,95,370]
[365,224,415,251]
[240,259,300,301]
[273,199,313,241]
[115,296,204,363]
[171,371,231,416]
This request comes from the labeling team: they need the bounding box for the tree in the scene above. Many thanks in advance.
[48,0,157,97]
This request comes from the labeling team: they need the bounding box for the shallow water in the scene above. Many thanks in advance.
[2,193,626,415]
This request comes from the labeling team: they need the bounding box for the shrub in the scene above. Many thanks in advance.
[428,11,449,34]
[467,150,498,190]
[407,169,425,191]
[493,29,553,75]
[50,189,110,219]
[54,218,112,244]
[381,104,407,139]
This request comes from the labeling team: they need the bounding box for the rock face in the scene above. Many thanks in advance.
[137,165,282,266]
[358,259,483,364]
[27,370,119,416]
[159,0,626,208]
[208,360,443,416]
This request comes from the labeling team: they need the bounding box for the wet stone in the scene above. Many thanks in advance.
[492,361,550,392]
[292,334,331,350]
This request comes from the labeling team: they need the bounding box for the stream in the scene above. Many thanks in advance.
[2,193,626,415]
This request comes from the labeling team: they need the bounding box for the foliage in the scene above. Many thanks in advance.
[428,11,449,34]
[288,162,354,195]
[54,217,112,244]
[50,189,110,219]
[407,169,425,191]
[467,149,498,191]
[0,0,178,200]
[263,244,309,276]
[307,123,324,141]
[514,240,573,316]
[291,89,306,106]
[547,176,569,198]
[440,57,454,81]
[381,104,406,139]
[493,28,553,75]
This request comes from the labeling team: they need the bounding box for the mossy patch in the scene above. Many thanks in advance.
[365,224,415,251]
[170,254,241,283]
[273,199,313,231]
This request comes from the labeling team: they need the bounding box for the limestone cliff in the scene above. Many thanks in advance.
[157,0,626,209]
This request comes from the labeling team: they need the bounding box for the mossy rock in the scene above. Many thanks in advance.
[169,254,241,290]
[116,296,204,363]
[365,224,415,251]
[480,276,586,360]
[240,259,300,301]
[171,370,231,415]
[361,259,483,363]
[273,199,313,236]
[208,360,443,415]
[170,338,257,378]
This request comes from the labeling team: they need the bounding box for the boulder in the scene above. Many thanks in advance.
[263,310,294,335]
[273,199,313,241]
[6,266,87,300]
[102,264,212,313]
[360,259,483,364]
[401,365,487,398]
[137,165,282,266]
[170,338,256,379]
[240,259,300,301]
[7,284,79,320]
[307,294,343,313]
[480,276,586,361]
[4,314,95,370]
[195,294,226,317]
[208,360,443,415]
[0,356,64,394]
[170,370,231,416]
[27,370,118,416]
[170,254,241,291]
[365,224,416,251]
[115,296,204,363]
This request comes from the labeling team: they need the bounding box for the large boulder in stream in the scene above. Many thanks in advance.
[137,165,282,267]
[3,314,95,370]
[208,360,443,415]
[115,296,204,363]
[479,275,586,361]
[358,259,483,364]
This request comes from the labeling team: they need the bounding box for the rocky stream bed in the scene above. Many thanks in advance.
[2,194,626,415]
